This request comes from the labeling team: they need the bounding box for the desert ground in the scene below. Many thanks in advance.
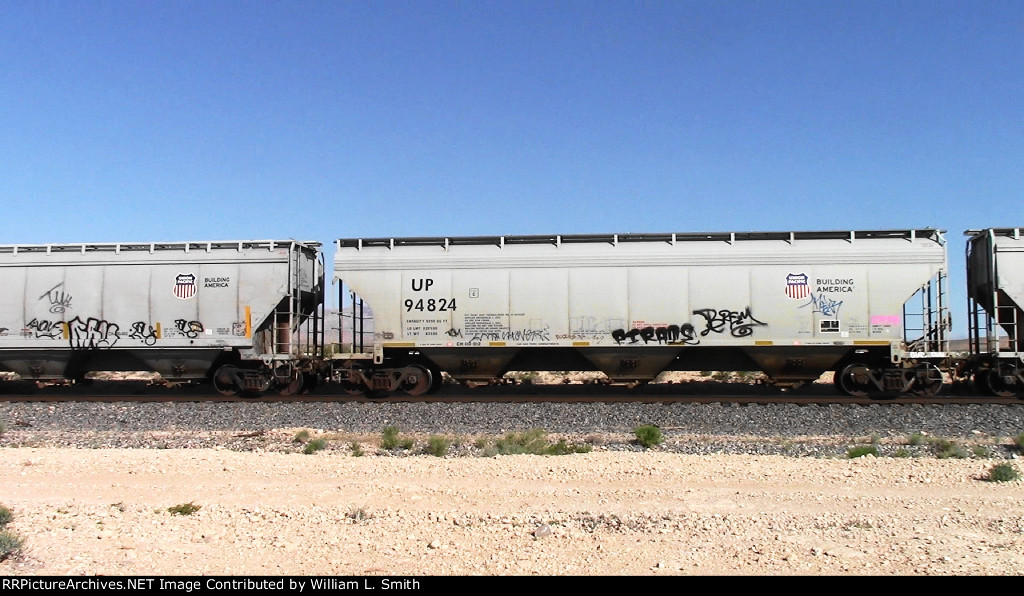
[1,444,1022,576]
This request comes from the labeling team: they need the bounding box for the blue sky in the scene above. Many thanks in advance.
[1,1,1021,331]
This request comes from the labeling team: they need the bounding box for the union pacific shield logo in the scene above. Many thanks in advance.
[785,273,809,300]
[173,273,197,300]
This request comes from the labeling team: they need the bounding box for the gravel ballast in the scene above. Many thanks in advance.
[2,400,1024,456]
[1,399,1023,576]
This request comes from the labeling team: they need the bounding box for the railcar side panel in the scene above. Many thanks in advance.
[966,228,1024,396]
[335,231,948,389]
[997,249,1024,309]
[0,241,322,385]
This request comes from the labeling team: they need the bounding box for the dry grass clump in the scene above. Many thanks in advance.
[0,504,25,561]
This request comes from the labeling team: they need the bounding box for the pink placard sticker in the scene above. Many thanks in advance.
[870,315,901,326]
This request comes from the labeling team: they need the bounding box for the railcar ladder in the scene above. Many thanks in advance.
[271,242,324,359]
[332,280,373,357]
[971,292,1022,356]
[904,271,949,354]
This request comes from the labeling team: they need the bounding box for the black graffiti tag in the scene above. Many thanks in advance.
[611,323,699,345]
[26,318,63,339]
[129,322,159,346]
[39,282,73,314]
[66,316,120,349]
[468,327,550,343]
[692,307,767,338]
[174,319,204,339]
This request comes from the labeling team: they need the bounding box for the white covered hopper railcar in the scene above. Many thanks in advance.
[966,228,1024,396]
[0,240,324,396]
[333,229,950,397]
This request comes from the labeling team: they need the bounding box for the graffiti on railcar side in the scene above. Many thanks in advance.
[39,282,73,314]
[18,315,211,347]
[692,307,767,338]
[611,306,769,344]
[174,319,204,339]
[129,322,159,346]
[468,326,551,343]
[802,294,843,317]
[611,324,700,345]
[25,318,64,339]
[66,316,120,349]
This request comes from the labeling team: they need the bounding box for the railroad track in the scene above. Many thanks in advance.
[0,380,1018,405]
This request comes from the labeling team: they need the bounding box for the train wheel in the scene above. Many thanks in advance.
[301,373,319,394]
[982,368,1017,398]
[335,361,367,395]
[212,365,239,397]
[340,382,364,396]
[277,373,304,397]
[974,372,994,396]
[426,365,444,394]
[835,363,872,397]
[400,365,433,396]
[911,363,944,397]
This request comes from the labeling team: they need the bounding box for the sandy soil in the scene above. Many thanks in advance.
[1,445,1022,576]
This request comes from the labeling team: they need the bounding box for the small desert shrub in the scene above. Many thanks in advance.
[847,445,878,458]
[426,435,451,457]
[892,448,912,458]
[545,439,592,455]
[350,442,364,457]
[303,438,328,454]
[0,530,24,561]
[483,429,590,456]
[909,432,926,446]
[381,426,401,450]
[1014,434,1024,452]
[167,502,201,516]
[293,429,311,443]
[347,506,371,522]
[941,446,971,459]
[930,438,970,459]
[494,429,550,455]
[986,462,1021,482]
[634,425,663,449]
[0,504,24,560]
